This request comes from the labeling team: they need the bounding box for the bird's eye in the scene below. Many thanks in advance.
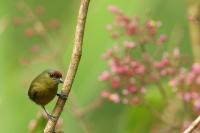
[49,73,54,77]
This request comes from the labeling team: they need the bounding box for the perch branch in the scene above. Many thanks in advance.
[183,115,200,133]
[44,0,90,132]
[187,0,200,63]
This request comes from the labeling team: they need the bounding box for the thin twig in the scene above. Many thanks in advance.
[44,0,90,132]
[187,0,200,63]
[183,115,200,133]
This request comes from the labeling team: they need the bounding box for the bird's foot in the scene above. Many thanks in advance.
[57,93,67,100]
[47,113,57,121]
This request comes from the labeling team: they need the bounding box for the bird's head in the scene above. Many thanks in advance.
[46,69,64,84]
[36,69,64,87]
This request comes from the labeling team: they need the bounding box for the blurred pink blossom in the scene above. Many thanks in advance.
[183,92,192,102]
[193,99,200,110]
[125,22,138,36]
[108,93,120,103]
[157,34,167,45]
[108,5,122,15]
[101,91,111,98]
[192,63,200,74]
[127,84,137,93]
[154,58,169,68]
[111,78,121,89]
[173,48,180,58]
[99,71,110,81]
[124,41,136,49]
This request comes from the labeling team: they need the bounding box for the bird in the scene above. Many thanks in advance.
[28,69,66,120]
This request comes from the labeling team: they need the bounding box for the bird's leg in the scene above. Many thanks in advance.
[41,106,56,121]
[56,92,67,100]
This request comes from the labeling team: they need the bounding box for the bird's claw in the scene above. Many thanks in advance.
[47,114,57,121]
[57,93,67,100]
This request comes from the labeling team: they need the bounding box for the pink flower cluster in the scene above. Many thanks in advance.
[107,6,168,47]
[100,51,146,105]
[99,6,175,105]
[169,63,200,114]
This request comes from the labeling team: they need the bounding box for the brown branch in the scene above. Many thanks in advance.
[187,0,200,63]
[44,0,90,132]
[183,115,200,133]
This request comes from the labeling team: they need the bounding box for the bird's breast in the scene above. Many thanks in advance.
[34,87,58,106]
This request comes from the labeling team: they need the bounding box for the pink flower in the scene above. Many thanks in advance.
[127,84,137,93]
[160,69,167,76]
[192,63,200,74]
[186,72,195,85]
[196,76,200,85]
[101,91,111,98]
[131,61,138,67]
[112,78,121,89]
[117,66,129,74]
[99,71,110,81]
[154,58,169,68]
[134,65,145,74]
[124,56,132,63]
[109,93,120,103]
[108,5,122,15]
[193,99,200,110]
[191,92,199,99]
[101,49,113,60]
[149,28,157,36]
[146,20,156,29]
[157,34,167,45]
[122,89,129,96]
[140,87,147,94]
[124,41,135,49]
[116,15,130,26]
[173,48,180,58]
[183,92,191,102]
[169,78,178,88]
[125,22,138,36]
[110,60,118,73]
[160,68,175,76]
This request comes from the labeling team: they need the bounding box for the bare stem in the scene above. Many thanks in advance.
[183,115,200,133]
[188,0,200,63]
[44,0,90,132]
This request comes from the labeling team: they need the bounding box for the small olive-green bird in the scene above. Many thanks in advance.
[28,69,66,119]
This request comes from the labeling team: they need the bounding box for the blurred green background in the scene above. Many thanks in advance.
[0,0,192,132]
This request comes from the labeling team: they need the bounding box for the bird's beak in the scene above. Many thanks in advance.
[58,78,64,83]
